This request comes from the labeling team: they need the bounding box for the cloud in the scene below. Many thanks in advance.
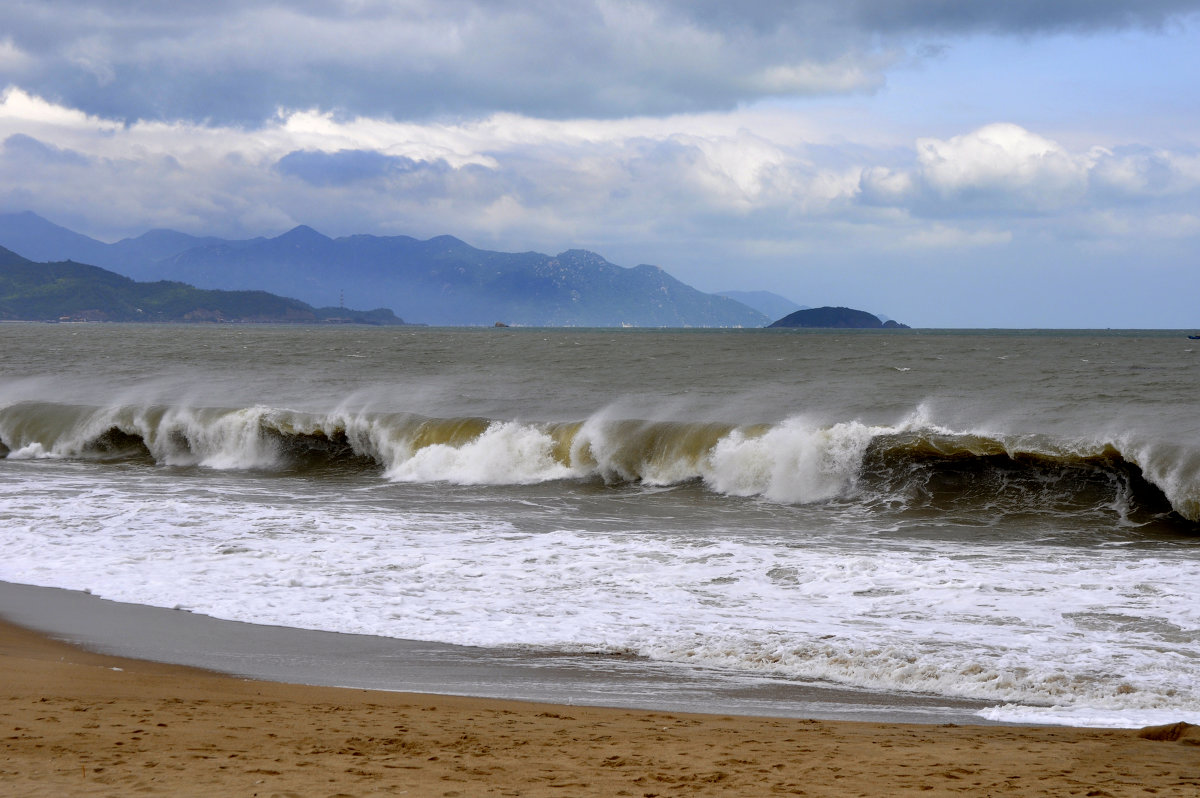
[0,87,121,135]
[1,85,1198,326]
[276,149,449,187]
[2,133,91,166]
[1,1,1197,124]
[1089,145,1200,199]
[856,124,1200,221]
[836,0,1200,34]
[914,123,1091,212]
[0,88,1197,278]
[0,37,31,71]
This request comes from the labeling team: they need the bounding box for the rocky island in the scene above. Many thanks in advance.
[768,306,909,329]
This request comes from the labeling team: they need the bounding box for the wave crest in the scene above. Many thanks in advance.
[1,400,1196,524]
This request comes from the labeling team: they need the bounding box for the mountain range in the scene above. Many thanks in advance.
[0,212,775,327]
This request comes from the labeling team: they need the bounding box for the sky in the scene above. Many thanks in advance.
[1,1,1199,327]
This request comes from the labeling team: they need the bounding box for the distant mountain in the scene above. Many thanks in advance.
[106,228,262,272]
[768,306,910,329]
[154,228,768,326]
[716,290,806,321]
[0,212,767,327]
[0,211,114,265]
[0,246,406,324]
[0,213,264,280]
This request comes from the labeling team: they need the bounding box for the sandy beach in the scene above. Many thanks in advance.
[2,616,1198,797]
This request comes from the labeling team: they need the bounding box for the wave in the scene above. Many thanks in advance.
[859,432,1185,524]
[1,400,1197,525]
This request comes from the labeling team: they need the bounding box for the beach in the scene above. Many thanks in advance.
[3,614,1199,798]
[3,327,1197,731]
[3,325,1199,796]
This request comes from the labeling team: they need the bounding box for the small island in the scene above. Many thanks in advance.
[767,306,909,329]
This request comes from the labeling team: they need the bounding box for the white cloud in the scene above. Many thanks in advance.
[1089,146,1200,198]
[0,87,121,135]
[858,166,915,204]
[850,123,1200,223]
[914,123,1091,210]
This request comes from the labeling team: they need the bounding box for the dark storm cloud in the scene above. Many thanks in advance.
[842,0,1200,34]
[2,0,1197,125]
[275,149,448,187]
[665,0,1200,35]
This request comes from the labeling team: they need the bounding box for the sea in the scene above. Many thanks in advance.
[1,323,1197,728]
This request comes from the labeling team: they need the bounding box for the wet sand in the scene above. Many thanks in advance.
[3,616,1199,796]
[0,581,999,725]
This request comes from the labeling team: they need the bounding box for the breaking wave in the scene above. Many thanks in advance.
[1,400,1196,525]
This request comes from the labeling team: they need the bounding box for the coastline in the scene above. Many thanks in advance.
[0,581,1003,726]
[4,608,1200,796]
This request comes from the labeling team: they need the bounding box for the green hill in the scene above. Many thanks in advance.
[0,246,406,324]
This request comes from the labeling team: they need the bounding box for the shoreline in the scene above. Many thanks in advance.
[3,610,1199,796]
[0,580,1000,726]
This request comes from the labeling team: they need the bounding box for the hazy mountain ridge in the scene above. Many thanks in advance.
[0,213,769,327]
[716,290,807,320]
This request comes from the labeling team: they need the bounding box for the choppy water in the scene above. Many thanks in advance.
[1,323,1198,727]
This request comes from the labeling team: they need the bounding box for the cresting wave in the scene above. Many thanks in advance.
[1,400,1197,524]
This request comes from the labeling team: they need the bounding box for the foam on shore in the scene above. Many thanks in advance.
[0,579,997,725]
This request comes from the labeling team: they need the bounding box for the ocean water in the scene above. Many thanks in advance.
[1,323,1197,728]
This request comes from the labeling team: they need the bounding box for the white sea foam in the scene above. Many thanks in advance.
[5,442,53,459]
[2,459,1197,728]
[382,421,575,484]
[978,704,1200,728]
[154,406,285,469]
[702,418,879,503]
[1113,433,1200,522]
